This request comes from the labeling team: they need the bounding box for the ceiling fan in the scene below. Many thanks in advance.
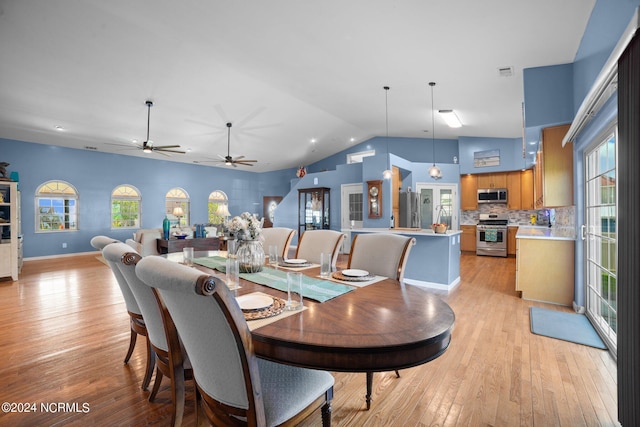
[215,122,257,167]
[134,101,185,155]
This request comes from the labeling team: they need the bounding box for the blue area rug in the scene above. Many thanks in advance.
[530,307,607,349]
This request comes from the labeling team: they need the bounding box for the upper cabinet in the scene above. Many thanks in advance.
[477,173,507,189]
[506,172,522,210]
[535,124,573,208]
[460,174,478,211]
[461,170,534,211]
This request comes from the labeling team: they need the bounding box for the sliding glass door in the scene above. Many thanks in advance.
[584,127,617,353]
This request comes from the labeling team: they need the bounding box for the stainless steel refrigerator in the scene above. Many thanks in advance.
[399,191,421,228]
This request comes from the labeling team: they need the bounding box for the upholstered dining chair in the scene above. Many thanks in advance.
[135,255,335,427]
[295,229,345,267]
[103,243,193,427]
[346,233,416,410]
[260,227,296,260]
[90,235,154,391]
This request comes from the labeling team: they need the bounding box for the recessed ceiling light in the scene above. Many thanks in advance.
[54,125,64,131]
[310,138,317,143]
[350,137,355,142]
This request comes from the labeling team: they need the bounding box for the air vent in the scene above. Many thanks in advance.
[84,146,98,150]
[498,66,514,77]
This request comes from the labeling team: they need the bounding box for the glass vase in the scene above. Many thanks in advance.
[236,240,265,273]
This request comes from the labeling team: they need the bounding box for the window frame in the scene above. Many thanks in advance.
[208,190,229,224]
[35,180,79,233]
[166,187,190,227]
[111,184,141,230]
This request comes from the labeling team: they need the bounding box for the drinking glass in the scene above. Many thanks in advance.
[227,239,237,257]
[268,245,278,267]
[182,247,194,266]
[226,257,241,290]
[320,252,331,277]
[285,272,303,311]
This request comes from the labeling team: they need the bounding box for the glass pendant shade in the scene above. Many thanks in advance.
[382,169,393,180]
[428,164,442,179]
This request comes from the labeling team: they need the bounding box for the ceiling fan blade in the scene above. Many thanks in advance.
[157,148,186,154]
[234,155,245,161]
[217,154,226,160]
[153,145,182,149]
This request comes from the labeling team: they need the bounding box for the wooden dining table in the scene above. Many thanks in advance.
[171,251,455,408]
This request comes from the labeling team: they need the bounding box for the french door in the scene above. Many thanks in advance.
[584,126,617,353]
[340,183,363,253]
[415,183,458,230]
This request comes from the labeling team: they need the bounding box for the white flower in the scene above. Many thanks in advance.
[226,212,262,240]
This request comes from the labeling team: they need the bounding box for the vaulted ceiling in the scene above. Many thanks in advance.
[0,0,595,172]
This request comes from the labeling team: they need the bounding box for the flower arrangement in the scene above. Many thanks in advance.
[226,212,262,241]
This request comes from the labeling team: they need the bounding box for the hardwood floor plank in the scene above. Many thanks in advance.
[0,253,619,426]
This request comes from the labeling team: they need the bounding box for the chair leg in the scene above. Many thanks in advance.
[365,372,373,410]
[149,366,163,402]
[141,339,155,390]
[170,365,186,427]
[395,370,400,378]
[124,328,137,364]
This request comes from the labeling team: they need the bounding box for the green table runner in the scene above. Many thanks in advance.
[193,256,354,303]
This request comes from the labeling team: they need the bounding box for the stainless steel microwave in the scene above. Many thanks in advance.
[477,188,507,204]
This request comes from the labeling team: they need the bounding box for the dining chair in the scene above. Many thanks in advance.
[135,255,335,427]
[90,235,154,391]
[260,227,296,260]
[346,233,416,410]
[103,243,193,427]
[295,229,345,267]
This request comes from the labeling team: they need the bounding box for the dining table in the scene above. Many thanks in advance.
[167,250,455,409]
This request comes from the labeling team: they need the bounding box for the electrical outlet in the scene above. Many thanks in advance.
[62,243,67,248]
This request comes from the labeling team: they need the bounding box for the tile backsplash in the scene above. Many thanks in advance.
[461,204,575,228]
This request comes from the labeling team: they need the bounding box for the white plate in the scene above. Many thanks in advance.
[236,294,273,311]
[341,269,369,277]
[283,258,308,264]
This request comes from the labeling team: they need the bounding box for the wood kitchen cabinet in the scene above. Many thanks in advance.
[460,174,478,211]
[460,225,477,252]
[507,226,518,255]
[506,172,521,210]
[392,166,401,222]
[535,124,573,208]
[520,169,534,210]
[516,237,574,306]
[477,172,507,189]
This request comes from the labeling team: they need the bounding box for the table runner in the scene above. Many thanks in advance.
[193,256,355,302]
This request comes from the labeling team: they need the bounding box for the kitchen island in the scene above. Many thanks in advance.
[516,226,576,306]
[348,228,463,291]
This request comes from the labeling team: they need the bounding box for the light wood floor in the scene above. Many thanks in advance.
[0,253,618,426]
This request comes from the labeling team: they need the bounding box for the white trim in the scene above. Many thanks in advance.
[24,251,98,261]
[404,276,461,292]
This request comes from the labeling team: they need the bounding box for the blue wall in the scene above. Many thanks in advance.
[458,136,530,174]
[1,138,295,257]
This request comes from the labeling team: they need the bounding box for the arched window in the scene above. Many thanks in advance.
[166,188,190,227]
[35,180,79,232]
[208,190,229,224]
[111,185,141,229]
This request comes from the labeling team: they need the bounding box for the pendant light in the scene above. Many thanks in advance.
[428,82,442,180]
[382,86,393,180]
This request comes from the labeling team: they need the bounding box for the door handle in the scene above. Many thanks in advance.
[580,224,587,241]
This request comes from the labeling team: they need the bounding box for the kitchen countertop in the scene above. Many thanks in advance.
[516,226,576,241]
[345,227,463,237]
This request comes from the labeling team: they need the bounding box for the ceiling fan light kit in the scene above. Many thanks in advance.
[139,100,185,155]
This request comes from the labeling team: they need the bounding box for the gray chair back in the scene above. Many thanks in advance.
[261,227,296,259]
[295,229,345,267]
[103,243,167,352]
[347,234,416,282]
[99,240,141,316]
[90,235,119,250]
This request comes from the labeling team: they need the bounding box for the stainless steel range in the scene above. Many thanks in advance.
[476,213,508,257]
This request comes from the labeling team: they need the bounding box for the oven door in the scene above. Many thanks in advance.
[476,227,507,257]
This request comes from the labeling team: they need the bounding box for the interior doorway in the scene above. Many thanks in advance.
[415,182,458,230]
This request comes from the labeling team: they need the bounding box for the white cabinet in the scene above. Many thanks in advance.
[0,181,20,280]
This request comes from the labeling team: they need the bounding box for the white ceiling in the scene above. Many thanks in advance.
[0,0,595,172]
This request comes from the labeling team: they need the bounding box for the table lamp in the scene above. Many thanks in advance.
[215,204,230,222]
[173,206,184,232]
